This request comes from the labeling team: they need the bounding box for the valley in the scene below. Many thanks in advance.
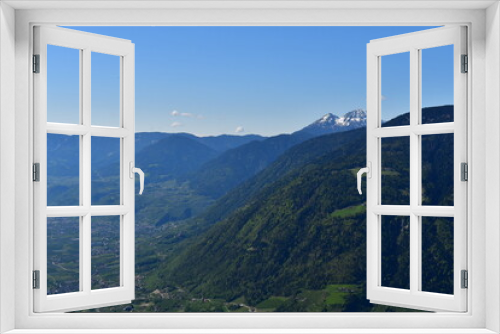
[46,107,454,312]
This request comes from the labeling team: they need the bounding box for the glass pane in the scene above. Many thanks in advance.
[92,216,120,290]
[91,137,120,206]
[421,45,454,124]
[381,136,410,205]
[381,215,410,290]
[422,134,454,206]
[91,52,121,127]
[47,217,80,295]
[47,134,80,206]
[421,217,454,294]
[381,52,410,127]
[47,45,80,124]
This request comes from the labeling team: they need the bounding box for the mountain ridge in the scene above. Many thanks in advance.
[296,109,367,136]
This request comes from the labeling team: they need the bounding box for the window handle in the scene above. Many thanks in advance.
[357,162,371,195]
[129,162,145,195]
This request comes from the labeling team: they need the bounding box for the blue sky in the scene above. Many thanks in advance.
[48,26,453,136]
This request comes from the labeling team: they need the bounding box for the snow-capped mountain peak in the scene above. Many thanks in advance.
[297,109,367,137]
[317,113,339,124]
[335,109,367,126]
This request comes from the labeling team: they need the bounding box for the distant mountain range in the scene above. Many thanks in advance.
[184,109,368,198]
[136,132,265,154]
[47,109,368,200]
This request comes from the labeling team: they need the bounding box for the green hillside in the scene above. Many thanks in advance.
[199,127,366,227]
[139,106,455,312]
[161,158,367,306]
[67,105,455,313]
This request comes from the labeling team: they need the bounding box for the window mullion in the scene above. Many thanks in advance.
[82,48,92,294]
[409,47,420,294]
[78,48,84,293]
[82,214,91,293]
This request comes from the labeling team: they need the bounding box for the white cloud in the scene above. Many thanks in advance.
[235,126,245,133]
[171,121,183,128]
[171,110,203,119]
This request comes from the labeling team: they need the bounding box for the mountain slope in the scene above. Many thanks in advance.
[194,134,265,152]
[135,132,171,153]
[136,135,218,181]
[185,131,314,198]
[155,138,367,305]
[199,127,366,227]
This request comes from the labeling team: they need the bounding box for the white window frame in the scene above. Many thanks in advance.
[1,1,499,333]
[366,26,468,312]
[33,25,136,313]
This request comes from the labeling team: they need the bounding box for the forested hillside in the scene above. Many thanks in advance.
[46,106,455,313]
[131,106,454,312]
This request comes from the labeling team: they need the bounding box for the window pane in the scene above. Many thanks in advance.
[91,52,121,127]
[47,45,80,124]
[421,217,454,295]
[421,45,454,124]
[47,134,80,206]
[381,52,410,127]
[92,216,121,290]
[381,136,410,205]
[381,215,410,290]
[91,137,120,206]
[47,217,80,295]
[422,134,454,206]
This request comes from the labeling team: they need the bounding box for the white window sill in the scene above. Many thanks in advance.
[4,330,498,334]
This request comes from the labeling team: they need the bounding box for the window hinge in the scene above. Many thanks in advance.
[461,270,468,289]
[461,162,468,182]
[33,163,40,182]
[461,54,468,73]
[33,270,40,289]
[33,54,40,73]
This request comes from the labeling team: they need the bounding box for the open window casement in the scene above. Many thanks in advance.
[33,26,141,312]
[363,26,467,312]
